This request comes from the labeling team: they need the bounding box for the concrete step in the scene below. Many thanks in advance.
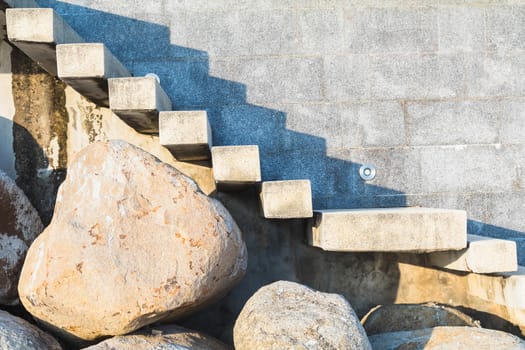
[427,234,517,274]
[211,145,261,191]
[6,8,84,75]
[308,207,467,253]
[108,76,172,134]
[159,111,212,161]
[57,43,130,107]
[260,180,313,219]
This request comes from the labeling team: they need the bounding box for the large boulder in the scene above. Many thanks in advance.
[83,324,229,350]
[369,326,525,349]
[18,140,247,340]
[233,280,371,350]
[0,309,62,349]
[361,302,480,335]
[0,170,43,305]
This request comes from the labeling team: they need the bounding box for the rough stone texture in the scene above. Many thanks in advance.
[0,170,43,305]
[309,208,467,252]
[427,234,517,273]
[0,309,62,349]
[361,303,481,336]
[233,281,372,350]
[18,140,247,340]
[369,327,525,350]
[260,180,313,219]
[159,111,212,161]
[84,324,228,350]
[211,145,261,190]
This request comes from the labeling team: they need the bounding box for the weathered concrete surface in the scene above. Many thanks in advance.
[0,170,43,305]
[260,180,312,219]
[212,145,261,191]
[84,324,228,350]
[6,8,83,75]
[159,111,212,161]
[361,303,480,336]
[369,327,525,350]
[0,309,62,349]
[427,234,517,273]
[57,43,130,107]
[108,76,171,134]
[233,281,372,350]
[309,208,467,252]
[18,140,247,340]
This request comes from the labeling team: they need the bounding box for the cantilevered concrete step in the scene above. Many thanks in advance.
[6,8,84,75]
[260,180,312,219]
[308,208,467,253]
[108,76,172,134]
[57,43,130,107]
[427,234,517,274]
[211,145,261,191]
[159,111,212,161]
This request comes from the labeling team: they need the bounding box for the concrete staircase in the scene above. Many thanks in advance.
[5,5,525,328]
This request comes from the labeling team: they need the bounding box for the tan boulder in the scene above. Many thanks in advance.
[0,170,43,305]
[233,280,372,350]
[0,309,62,349]
[18,140,247,340]
[369,326,525,349]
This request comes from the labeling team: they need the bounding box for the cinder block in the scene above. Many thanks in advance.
[57,43,130,107]
[6,8,84,75]
[438,7,484,52]
[486,6,525,52]
[427,234,518,273]
[159,111,212,161]
[308,207,467,252]
[260,180,313,219]
[212,145,261,191]
[108,77,172,134]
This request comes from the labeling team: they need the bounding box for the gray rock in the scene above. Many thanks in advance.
[233,280,371,350]
[0,309,62,349]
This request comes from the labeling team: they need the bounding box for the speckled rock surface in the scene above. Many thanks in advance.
[18,140,247,340]
[0,309,62,349]
[369,326,525,350]
[0,170,43,305]
[233,280,372,350]
[83,324,229,350]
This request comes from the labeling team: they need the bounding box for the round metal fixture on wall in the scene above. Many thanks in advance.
[359,164,376,181]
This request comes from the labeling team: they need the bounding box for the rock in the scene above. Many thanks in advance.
[83,324,229,350]
[369,326,525,349]
[233,280,372,350]
[361,302,480,335]
[0,170,43,305]
[18,140,247,340]
[0,309,62,349]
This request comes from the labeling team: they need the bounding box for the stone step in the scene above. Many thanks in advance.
[308,208,467,253]
[159,111,212,161]
[211,145,261,191]
[427,234,517,274]
[260,180,313,219]
[108,77,172,134]
[56,43,130,107]
[6,8,84,75]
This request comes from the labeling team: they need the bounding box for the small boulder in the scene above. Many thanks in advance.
[0,170,43,305]
[18,140,247,340]
[369,326,525,349]
[233,280,372,350]
[0,309,62,349]
[361,302,480,335]
[83,324,229,350]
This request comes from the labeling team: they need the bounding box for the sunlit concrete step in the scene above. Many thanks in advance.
[211,145,261,191]
[427,234,517,274]
[260,180,312,219]
[6,8,84,75]
[159,111,212,161]
[57,43,130,107]
[308,208,467,253]
[108,76,172,134]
